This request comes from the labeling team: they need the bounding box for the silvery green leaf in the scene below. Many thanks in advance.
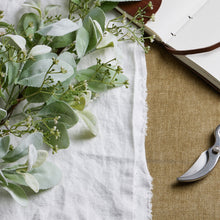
[84,7,106,32]
[18,53,74,88]
[23,1,41,16]
[100,2,118,12]
[25,87,54,103]
[3,133,43,162]
[77,110,98,136]
[0,136,10,158]
[4,173,26,186]
[51,32,76,48]
[71,96,86,111]
[93,20,103,37]
[32,150,48,169]
[37,18,80,36]
[17,53,56,87]
[113,74,128,87]
[58,52,76,68]
[87,81,107,92]
[29,161,62,190]
[39,121,69,149]
[76,27,90,58]
[17,13,40,39]
[0,108,7,121]
[76,66,96,81]
[44,4,59,16]
[0,170,8,186]
[5,61,20,85]
[38,101,79,128]
[27,144,38,171]
[84,17,100,52]
[21,173,39,193]
[29,45,52,57]
[1,182,28,206]
[5,34,26,52]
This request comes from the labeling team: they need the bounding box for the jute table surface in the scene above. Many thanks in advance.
[145,42,220,220]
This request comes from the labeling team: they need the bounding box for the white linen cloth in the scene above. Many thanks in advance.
[0,1,152,219]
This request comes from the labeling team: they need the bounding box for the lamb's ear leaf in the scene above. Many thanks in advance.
[77,110,98,136]
[4,34,26,52]
[29,161,62,190]
[0,170,8,186]
[21,173,39,193]
[0,108,7,121]
[3,132,43,162]
[26,144,38,171]
[37,18,80,36]
[29,45,51,57]
[76,27,90,58]
[1,182,28,206]
[84,7,106,31]
[0,136,10,158]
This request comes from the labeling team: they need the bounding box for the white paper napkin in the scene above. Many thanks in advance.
[0,1,152,219]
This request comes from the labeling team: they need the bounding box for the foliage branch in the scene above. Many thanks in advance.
[0,0,153,205]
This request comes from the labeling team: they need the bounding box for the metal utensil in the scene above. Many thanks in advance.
[177,124,220,182]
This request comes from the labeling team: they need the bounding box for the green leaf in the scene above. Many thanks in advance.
[5,61,20,85]
[0,170,8,186]
[51,32,76,48]
[38,101,79,128]
[76,27,90,58]
[21,173,39,193]
[29,161,62,189]
[0,136,10,158]
[44,4,59,16]
[29,45,51,57]
[3,133,43,162]
[76,66,107,92]
[84,17,100,52]
[18,53,74,88]
[1,182,28,206]
[25,87,54,103]
[77,110,98,136]
[18,53,56,87]
[112,72,128,87]
[87,81,107,92]
[40,120,70,149]
[58,52,76,68]
[32,150,48,168]
[84,7,106,32]
[17,13,40,41]
[4,173,26,186]
[23,1,41,17]
[71,96,86,111]
[27,144,38,171]
[76,67,96,81]
[0,108,7,121]
[100,2,118,12]
[4,34,26,52]
[37,19,80,36]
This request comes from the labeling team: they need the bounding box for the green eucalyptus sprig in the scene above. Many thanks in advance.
[0,0,153,205]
